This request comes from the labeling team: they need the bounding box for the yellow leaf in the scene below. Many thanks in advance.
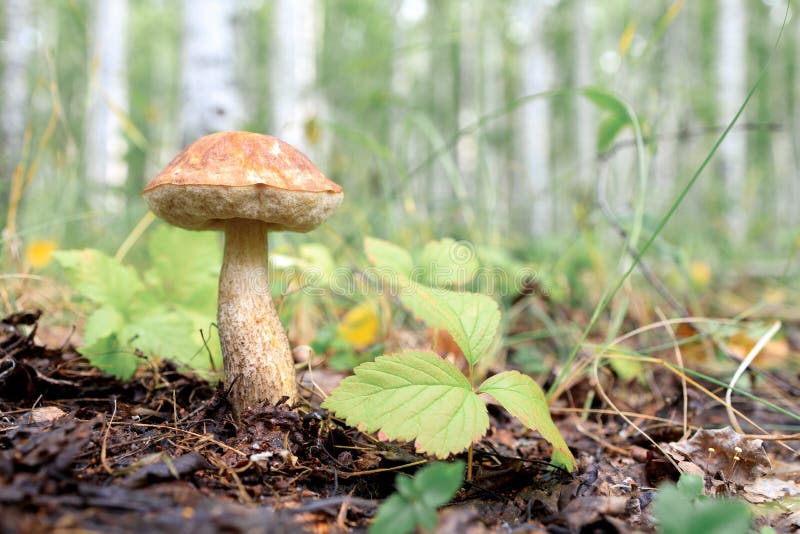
[728,331,790,370]
[618,21,637,56]
[26,239,58,269]
[337,302,380,349]
[689,261,711,287]
[664,0,684,25]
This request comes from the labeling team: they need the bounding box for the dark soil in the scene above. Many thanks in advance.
[1,311,798,533]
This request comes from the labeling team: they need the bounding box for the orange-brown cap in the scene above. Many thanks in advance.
[142,131,343,232]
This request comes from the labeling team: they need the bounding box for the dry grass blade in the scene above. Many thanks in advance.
[725,321,781,433]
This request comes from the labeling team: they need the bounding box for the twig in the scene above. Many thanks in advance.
[100,399,118,475]
[335,459,427,479]
[109,421,248,457]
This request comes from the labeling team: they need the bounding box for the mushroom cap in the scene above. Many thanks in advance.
[142,131,344,232]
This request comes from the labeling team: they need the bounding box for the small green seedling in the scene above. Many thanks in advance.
[369,461,464,534]
[653,473,752,534]
[54,225,222,379]
[323,238,575,475]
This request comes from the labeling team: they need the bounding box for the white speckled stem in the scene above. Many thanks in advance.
[218,219,297,416]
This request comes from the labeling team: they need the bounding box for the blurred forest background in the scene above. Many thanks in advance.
[1,0,798,278]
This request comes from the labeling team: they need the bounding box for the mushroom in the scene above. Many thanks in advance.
[142,131,343,415]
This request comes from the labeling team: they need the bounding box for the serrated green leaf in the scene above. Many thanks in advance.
[322,351,488,458]
[119,310,199,366]
[420,238,479,287]
[369,461,464,534]
[146,225,220,313]
[364,237,414,277]
[399,282,500,366]
[478,371,575,471]
[54,249,144,310]
[83,306,124,347]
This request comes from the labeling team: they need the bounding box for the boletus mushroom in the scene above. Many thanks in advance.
[142,131,343,415]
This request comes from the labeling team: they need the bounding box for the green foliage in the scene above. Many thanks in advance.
[364,236,414,277]
[364,236,501,365]
[398,283,500,367]
[478,371,573,468]
[323,351,489,458]
[323,237,574,471]
[419,238,479,287]
[369,461,464,534]
[54,226,222,379]
[653,473,752,534]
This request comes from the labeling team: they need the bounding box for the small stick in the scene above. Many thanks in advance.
[100,399,118,475]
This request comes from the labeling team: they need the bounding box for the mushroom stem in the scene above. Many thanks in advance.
[218,218,297,415]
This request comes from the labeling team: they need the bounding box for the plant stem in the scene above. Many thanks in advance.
[114,211,156,262]
[467,443,474,482]
[467,363,475,481]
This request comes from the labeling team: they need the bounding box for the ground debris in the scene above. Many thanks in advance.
[664,426,771,485]
[3,309,798,532]
[122,451,210,488]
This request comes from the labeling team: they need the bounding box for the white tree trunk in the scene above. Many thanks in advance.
[513,0,554,236]
[574,0,595,204]
[458,0,479,203]
[480,21,506,236]
[270,0,321,157]
[86,0,129,212]
[391,0,430,219]
[717,0,747,241]
[1,0,34,175]
[181,0,244,142]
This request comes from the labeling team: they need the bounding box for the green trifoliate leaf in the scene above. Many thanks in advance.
[398,282,500,366]
[322,351,488,458]
[478,371,575,471]
[364,236,414,277]
[369,461,464,534]
[53,249,144,310]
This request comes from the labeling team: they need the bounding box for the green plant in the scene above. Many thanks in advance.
[369,461,464,534]
[322,238,574,476]
[53,225,222,379]
[653,473,752,534]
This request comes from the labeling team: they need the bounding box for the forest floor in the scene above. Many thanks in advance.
[1,309,799,533]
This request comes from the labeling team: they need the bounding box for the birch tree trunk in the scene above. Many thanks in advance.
[86,0,129,212]
[181,0,244,143]
[717,0,747,241]
[270,0,321,157]
[458,1,479,205]
[479,14,506,237]
[1,0,34,179]
[573,0,595,210]
[513,0,554,236]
